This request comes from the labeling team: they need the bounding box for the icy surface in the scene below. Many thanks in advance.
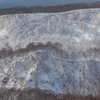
[0,8,100,95]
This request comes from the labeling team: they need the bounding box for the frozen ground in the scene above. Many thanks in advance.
[0,8,100,96]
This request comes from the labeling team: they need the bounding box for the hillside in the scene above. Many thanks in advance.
[0,8,100,99]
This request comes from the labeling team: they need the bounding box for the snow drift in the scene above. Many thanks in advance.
[0,8,100,96]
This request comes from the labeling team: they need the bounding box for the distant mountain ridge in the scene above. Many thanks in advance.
[0,1,100,15]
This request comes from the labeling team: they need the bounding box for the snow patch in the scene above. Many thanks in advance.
[0,30,7,37]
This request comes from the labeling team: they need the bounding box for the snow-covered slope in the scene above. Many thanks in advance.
[0,8,100,96]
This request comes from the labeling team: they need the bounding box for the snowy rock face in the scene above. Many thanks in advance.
[0,8,100,96]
